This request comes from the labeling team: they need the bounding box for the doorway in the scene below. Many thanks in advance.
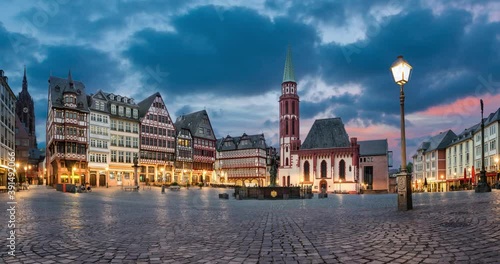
[364,166,373,190]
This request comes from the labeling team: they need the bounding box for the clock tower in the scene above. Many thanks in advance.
[16,66,37,149]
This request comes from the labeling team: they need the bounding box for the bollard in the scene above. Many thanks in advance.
[161,185,165,194]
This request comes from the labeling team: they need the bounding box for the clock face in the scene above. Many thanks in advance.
[23,107,28,113]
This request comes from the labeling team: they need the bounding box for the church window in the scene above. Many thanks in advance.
[349,165,352,172]
[292,101,295,115]
[285,102,289,114]
[321,160,327,178]
[286,157,289,166]
[292,119,295,135]
[339,160,346,180]
[304,161,310,182]
[286,88,289,93]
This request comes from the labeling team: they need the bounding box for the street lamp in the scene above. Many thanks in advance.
[391,55,413,210]
[440,175,445,192]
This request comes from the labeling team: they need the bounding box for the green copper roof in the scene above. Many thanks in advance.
[282,46,296,83]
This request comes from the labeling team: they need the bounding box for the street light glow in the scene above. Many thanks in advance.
[391,55,412,85]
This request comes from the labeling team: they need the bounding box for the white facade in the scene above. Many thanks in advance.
[446,137,474,183]
[88,110,110,186]
[473,121,499,174]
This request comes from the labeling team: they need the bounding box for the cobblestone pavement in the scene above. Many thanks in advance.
[1,186,499,263]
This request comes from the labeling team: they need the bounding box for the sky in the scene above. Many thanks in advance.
[1,0,499,168]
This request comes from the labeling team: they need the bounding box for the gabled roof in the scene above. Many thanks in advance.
[218,133,267,151]
[418,130,456,152]
[301,118,350,149]
[359,139,388,156]
[137,92,160,118]
[48,75,89,112]
[175,110,216,140]
[448,123,479,146]
[473,107,500,133]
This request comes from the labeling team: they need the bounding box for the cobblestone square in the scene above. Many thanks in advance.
[1,187,499,263]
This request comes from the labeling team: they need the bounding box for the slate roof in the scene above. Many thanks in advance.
[137,92,160,118]
[418,130,456,152]
[175,110,216,140]
[300,118,350,150]
[448,123,480,146]
[48,75,90,112]
[218,133,267,151]
[358,139,388,156]
[474,107,500,132]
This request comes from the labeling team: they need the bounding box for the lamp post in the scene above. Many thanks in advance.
[391,55,413,210]
[476,99,492,192]
[440,175,445,192]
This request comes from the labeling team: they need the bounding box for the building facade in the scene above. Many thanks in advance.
[216,133,268,186]
[412,130,456,192]
[472,108,499,186]
[107,93,140,187]
[137,92,176,184]
[358,139,391,192]
[175,128,193,184]
[175,110,216,184]
[88,91,111,187]
[0,70,16,187]
[445,124,477,189]
[46,72,89,185]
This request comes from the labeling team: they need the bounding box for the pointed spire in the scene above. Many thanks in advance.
[22,65,28,91]
[68,69,74,86]
[282,45,296,83]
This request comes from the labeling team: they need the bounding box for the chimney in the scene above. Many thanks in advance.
[351,137,357,146]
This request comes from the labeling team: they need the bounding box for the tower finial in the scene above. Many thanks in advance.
[68,69,73,86]
[22,65,28,91]
[282,45,296,83]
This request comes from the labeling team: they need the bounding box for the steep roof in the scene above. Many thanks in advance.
[359,139,388,156]
[137,92,160,118]
[419,130,456,152]
[448,123,480,146]
[175,110,216,140]
[474,107,500,132]
[218,133,267,151]
[48,75,90,112]
[301,118,350,149]
[282,46,296,83]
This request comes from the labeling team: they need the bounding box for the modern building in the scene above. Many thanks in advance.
[216,133,268,186]
[87,91,111,187]
[472,107,499,186]
[277,47,361,193]
[174,110,216,184]
[358,139,391,192]
[15,67,40,184]
[107,92,140,187]
[445,124,478,189]
[137,92,176,184]
[412,130,456,192]
[46,72,90,185]
[0,70,16,187]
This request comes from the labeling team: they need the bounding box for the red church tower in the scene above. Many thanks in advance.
[279,46,301,168]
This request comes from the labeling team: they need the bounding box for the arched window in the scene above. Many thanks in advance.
[339,160,346,180]
[285,101,289,114]
[321,160,327,178]
[292,101,295,114]
[304,161,310,182]
[282,176,286,186]
[285,118,289,135]
[292,118,295,135]
[286,157,289,166]
[287,176,290,186]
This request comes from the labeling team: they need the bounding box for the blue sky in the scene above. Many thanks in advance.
[1,0,499,167]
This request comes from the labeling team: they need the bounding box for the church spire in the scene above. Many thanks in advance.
[22,65,28,91]
[282,45,296,83]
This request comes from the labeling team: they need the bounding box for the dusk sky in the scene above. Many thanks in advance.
[1,0,499,167]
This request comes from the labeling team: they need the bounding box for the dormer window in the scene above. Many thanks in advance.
[117,96,121,102]
[55,85,60,92]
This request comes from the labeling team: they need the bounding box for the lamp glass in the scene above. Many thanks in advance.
[391,56,412,85]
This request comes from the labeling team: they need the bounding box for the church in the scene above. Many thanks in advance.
[277,48,390,193]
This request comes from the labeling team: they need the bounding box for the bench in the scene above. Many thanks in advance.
[0,186,7,192]
[123,186,139,191]
[169,186,180,191]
